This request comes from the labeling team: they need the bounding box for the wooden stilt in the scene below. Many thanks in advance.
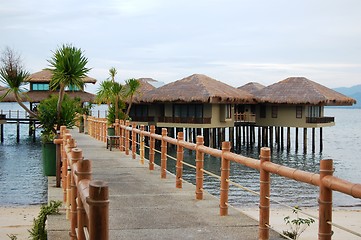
[269,126,273,150]
[303,128,307,153]
[287,127,291,152]
[1,124,4,143]
[295,127,299,152]
[242,126,246,145]
[257,127,261,148]
[320,127,323,152]
[312,128,316,153]
[16,121,20,143]
[280,127,284,151]
[203,128,210,147]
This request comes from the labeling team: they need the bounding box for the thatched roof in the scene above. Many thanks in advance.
[140,74,255,104]
[28,69,97,84]
[0,90,94,103]
[238,82,265,94]
[25,91,95,103]
[255,77,356,106]
[132,78,157,103]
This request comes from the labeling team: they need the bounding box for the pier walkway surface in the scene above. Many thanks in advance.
[47,129,282,239]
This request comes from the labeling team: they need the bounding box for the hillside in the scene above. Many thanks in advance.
[333,85,361,108]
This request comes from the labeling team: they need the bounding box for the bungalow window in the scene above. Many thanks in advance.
[260,105,266,118]
[31,83,49,91]
[225,104,232,119]
[66,85,81,91]
[296,106,303,118]
[307,106,321,117]
[271,106,278,118]
[173,104,203,118]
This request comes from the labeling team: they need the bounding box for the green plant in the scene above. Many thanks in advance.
[28,200,62,240]
[7,234,17,240]
[282,206,315,240]
[37,94,81,142]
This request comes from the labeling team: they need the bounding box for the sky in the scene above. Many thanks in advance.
[1,0,361,93]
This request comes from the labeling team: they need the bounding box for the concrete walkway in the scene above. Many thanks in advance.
[48,129,282,239]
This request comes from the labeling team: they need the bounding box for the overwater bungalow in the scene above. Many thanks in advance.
[248,77,356,151]
[138,74,255,129]
[26,69,96,109]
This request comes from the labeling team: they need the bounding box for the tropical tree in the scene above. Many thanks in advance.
[123,78,140,117]
[47,44,90,128]
[0,47,37,118]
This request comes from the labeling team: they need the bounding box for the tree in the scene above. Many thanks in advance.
[95,67,126,123]
[124,78,140,117]
[47,44,90,128]
[0,47,37,118]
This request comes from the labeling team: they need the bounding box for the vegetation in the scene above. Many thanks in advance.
[28,200,62,240]
[95,67,140,124]
[47,44,90,129]
[0,47,37,118]
[282,206,315,240]
[37,94,82,142]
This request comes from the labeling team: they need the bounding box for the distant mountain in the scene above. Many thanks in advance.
[333,84,361,108]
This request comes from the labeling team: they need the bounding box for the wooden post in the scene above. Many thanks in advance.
[320,127,323,152]
[119,120,124,151]
[259,147,270,240]
[125,120,130,155]
[132,124,136,159]
[76,159,92,240]
[220,141,231,216]
[176,132,184,188]
[70,148,83,240]
[312,128,316,153]
[161,128,167,178]
[149,125,155,170]
[195,136,204,200]
[295,127,299,152]
[287,127,291,152]
[140,125,145,165]
[258,127,261,149]
[303,128,308,153]
[16,121,20,143]
[280,127,284,151]
[0,124,3,143]
[269,126,273,150]
[318,159,333,240]
[87,180,109,240]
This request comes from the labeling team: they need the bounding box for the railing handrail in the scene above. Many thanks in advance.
[54,125,109,240]
[84,116,361,240]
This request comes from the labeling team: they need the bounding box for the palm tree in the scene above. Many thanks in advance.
[47,44,90,127]
[95,68,125,123]
[0,47,37,118]
[124,78,140,117]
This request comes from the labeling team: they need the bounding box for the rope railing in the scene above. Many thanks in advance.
[84,118,361,240]
[54,125,109,240]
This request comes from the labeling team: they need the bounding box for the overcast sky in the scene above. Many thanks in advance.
[1,0,361,93]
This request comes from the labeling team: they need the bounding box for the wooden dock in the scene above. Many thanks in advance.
[47,128,282,240]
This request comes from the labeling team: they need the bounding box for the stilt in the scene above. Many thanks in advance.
[275,127,280,152]
[210,128,214,148]
[287,127,291,152]
[269,126,273,150]
[0,124,3,143]
[229,127,234,148]
[320,127,323,152]
[235,126,239,150]
[312,128,315,153]
[295,127,299,152]
[303,128,307,153]
[242,126,246,145]
[193,128,197,143]
[203,128,210,147]
[16,121,20,143]
[257,127,261,148]
[280,127,284,151]
[250,126,254,147]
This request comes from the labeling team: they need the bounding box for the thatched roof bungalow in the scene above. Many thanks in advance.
[253,77,356,128]
[137,74,255,128]
[25,69,96,106]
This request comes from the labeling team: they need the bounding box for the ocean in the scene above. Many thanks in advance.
[0,102,360,209]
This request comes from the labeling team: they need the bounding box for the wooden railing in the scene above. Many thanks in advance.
[234,112,256,123]
[54,126,109,240]
[306,116,335,123]
[158,116,212,124]
[0,110,31,119]
[85,117,361,240]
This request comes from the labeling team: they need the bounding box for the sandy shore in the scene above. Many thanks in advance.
[0,205,41,240]
[1,204,360,240]
[240,207,361,240]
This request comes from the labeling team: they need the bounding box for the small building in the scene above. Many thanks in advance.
[254,77,356,128]
[139,74,255,129]
[26,69,96,109]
